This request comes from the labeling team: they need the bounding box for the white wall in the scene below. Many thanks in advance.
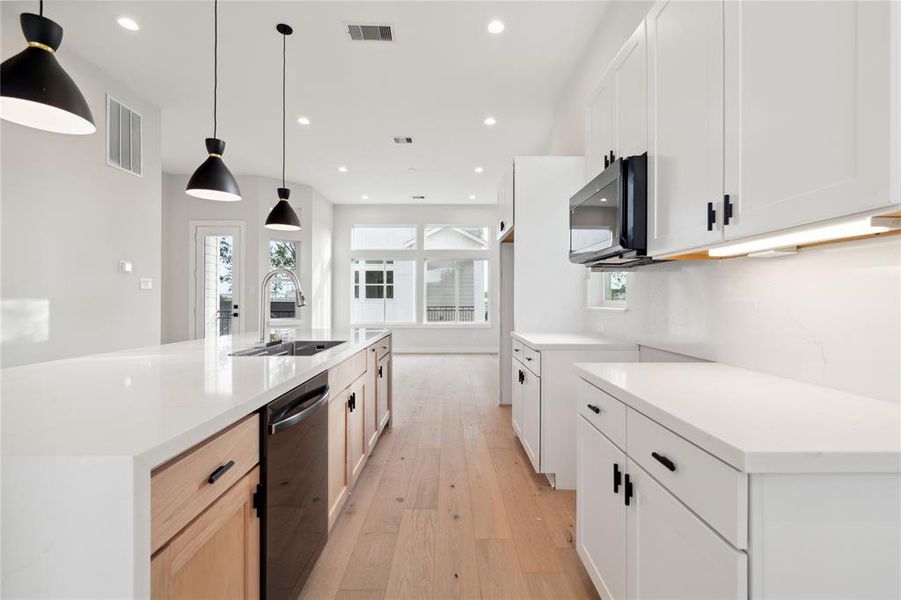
[1,15,162,367]
[161,173,332,342]
[310,190,333,329]
[333,204,499,353]
[548,0,901,403]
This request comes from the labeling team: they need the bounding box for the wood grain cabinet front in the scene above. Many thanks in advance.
[151,466,260,600]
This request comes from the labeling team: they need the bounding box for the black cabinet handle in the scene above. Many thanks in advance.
[518,369,525,384]
[513,348,520,353]
[651,452,676,472]
[500,220,506,231]
[707,201,716,231]
[723,194,733,226]
[208,460,235,484]
[613,463,621,494]
[525,357,533,362]
[604,154,610,169]
[624,473,633,506]
[586,403,601,414]
[348,392,356,412]
[378,365,383,378]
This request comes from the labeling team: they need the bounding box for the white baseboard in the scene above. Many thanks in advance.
[394,347,499,354]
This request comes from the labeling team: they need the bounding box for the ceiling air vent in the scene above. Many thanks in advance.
[346,23,394,42]
[412,195,426,200]
[393,136,413,144]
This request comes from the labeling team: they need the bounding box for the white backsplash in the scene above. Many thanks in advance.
[584,236,901,403]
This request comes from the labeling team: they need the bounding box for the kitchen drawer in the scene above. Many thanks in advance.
[512,338,524,361]
[375,335,391,359]
[522,345,541,375]
[577,378,626,450]
[330,349,367,393]
[151,413,260,553]
[627,409,748,549]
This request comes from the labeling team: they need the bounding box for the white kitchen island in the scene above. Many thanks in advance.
[1,327,390,599]
[574,362,901,600]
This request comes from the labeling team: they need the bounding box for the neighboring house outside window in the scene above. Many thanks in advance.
[586,270,628,309]
[269,239,299,320]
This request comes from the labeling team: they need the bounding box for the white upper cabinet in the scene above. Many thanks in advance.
[646,0,725,256]
[723,0,895,239]
[497,165,514,240]
[585,23,648,181]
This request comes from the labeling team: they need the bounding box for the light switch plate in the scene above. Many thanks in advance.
[140,278,153,290]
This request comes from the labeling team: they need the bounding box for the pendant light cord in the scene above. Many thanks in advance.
[282,31,286,189]
[213,0,218,139]
[39,0,43,15]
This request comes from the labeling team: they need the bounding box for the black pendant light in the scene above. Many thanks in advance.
[186,0,241,201]
[265,24,301,231]
[0,1,95,135]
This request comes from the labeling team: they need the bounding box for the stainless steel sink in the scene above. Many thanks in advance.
[230,340,345,357]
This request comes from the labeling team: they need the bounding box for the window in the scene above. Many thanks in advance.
[351,225,417,250]
[269,240,298,319]
[424,226,490,250]
[586,270,627,308]
[425,259,489,324]
[352,260,416,323]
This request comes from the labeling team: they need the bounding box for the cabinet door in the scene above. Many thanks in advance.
[377,354,391,430]
[498,167,515,237]
[511,361,524,437]
[626,460,747,599]
[586,74,617,180]
[576,417,627,600]
[521,368,541,472]
[328,390,347,521]
[151,467,260,600]
[723,1,894,239]
[615,21,647,159]
[647,0,724,256]
[345,378,366,487]
[365,348,378,451]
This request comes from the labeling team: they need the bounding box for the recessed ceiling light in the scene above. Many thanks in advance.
[297,116,311,126]
[474,166,484,173]
[487,20,505,34]
[117,16,140,31]
[469,195,476,200]
[483,116,497,126]
[338,166,348,172]
[362,195,369,200]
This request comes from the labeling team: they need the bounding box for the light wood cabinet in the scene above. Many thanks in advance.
[365,347,379,452]
[327,386,348,526]
[345,376,366,488]
[646,0,725,257]
[151,467,260,600]
[723,0,894,240]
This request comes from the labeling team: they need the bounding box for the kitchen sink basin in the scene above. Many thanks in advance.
[231,340,346,357]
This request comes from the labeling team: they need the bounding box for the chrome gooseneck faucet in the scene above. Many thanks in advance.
[259,268,306,343]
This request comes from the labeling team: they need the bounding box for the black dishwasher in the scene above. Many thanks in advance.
[260,371,329,600]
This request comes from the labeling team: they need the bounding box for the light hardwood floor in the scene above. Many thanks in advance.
[300,354,600,600]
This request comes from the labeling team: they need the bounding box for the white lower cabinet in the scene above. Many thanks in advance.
[577,417,627,600]
[511,363,524,437]
[521,368,541,472]
[627,458,747,599]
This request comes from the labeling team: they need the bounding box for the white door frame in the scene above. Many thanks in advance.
[188,220,246,339]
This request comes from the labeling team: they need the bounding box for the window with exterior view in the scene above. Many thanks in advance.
[352,259,416,323]
[269,240,297,319]
[586,270,627,308]
[425,259,489,324]
[351,225,417,250]
[423,226,490,250]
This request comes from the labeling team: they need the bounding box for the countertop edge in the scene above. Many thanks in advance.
[511,331,638,351]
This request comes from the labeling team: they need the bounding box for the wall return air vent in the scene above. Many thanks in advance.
[106,95,142,176]
[346,23,394,42]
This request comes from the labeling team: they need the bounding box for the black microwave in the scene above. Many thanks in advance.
[568,153,650,268]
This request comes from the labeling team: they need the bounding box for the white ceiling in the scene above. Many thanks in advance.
[5,1,607,204]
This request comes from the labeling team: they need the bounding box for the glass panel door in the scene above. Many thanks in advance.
[194,225,242,338]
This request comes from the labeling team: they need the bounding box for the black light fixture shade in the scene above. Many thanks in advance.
[265,24,301,232]
[265,188,301,231]
[186,137,241,201]
[0,13,95,135]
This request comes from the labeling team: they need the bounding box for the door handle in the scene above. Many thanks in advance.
[707,201,716,231]
[624,473,633,506]
[651,452,676,472]
[613,463,621,494]
[208,460,235,484]
[723,194,733,226]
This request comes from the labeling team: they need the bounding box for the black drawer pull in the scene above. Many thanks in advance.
[378,365,383,378]
[586,404,601,415]
[651,452,676,472]
[208,460,235,484]
[624,473,633,506]
[525,357,533,362]
[613,463,621,494]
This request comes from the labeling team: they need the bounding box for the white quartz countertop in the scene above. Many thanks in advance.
[574,362,901,473]
[512,331,637,351]
[1,327,389,468]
